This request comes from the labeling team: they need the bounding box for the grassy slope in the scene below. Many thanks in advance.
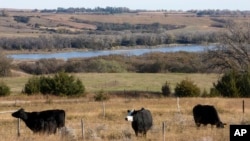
[0,10,243,37]
[1,73,220,94]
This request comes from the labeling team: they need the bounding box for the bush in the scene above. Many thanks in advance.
[209,88,221,97]
[0,82,10,96]
[174,79,200,97]
[39,76,54,94]
[94,90,109,101]
[87,59,127,73]
[213,70,250,97]
[162,81,171,96]
[13,16,30,23]
[23,76,40,95]
[51,72,85,96]
[23,72,85,96]
[213,70,240,97]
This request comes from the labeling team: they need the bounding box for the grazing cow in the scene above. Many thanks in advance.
[125,108,153,137]
[12,108,65,134]
[192,104,225,128]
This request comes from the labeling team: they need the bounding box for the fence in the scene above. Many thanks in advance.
[0,99,246,140]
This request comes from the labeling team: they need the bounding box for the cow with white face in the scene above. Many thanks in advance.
[125,108,153,137]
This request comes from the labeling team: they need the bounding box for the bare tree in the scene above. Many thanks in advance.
[204,21,250,72]
[0,51,12,77]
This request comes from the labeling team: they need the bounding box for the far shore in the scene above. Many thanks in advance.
[4,43,214,55]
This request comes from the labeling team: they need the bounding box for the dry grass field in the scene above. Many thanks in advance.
[0,97,249,141]
[0,73,249,140]
[1,10,250,38]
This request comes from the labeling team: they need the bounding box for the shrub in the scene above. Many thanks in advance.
[13,16,30,23]
[39,76,54,94]
[162,81,171,96]
[52,72,85,96]
[174,79,200,97]
[209,88,221,97]
[214,70,240,97]
[87,59,126,73]
[23,76,40,95]
[213,70,250,97]
[23,72,85,96]
[94,90,109,101]
[0,82,10,96]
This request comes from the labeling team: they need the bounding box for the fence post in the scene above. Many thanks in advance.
[242,100,245,114]
[162,121,166,141]
[17,118,20,137]
[177,97,180,113]
[102,101,106,118]
[81,119,84,140]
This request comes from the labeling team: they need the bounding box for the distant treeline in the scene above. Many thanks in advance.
[40,7,250,16]
[0,32,218,51]
[17,52,212,75]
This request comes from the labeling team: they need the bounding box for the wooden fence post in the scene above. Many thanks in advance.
[177,97,180,112]
[242,100,245,114]
[162,121,166,141]
[102,101,106,118]
[17,118,20,137]
[81,119,84,140]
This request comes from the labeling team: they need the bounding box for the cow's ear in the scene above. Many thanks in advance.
[127,110,130,113]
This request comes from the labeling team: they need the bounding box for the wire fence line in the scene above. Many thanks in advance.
[0,116,189,141]
[0,97,190,140]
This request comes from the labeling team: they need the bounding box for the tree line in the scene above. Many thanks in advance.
[0,32,218,51]
[16,52,208,75]
[39,6,250,17]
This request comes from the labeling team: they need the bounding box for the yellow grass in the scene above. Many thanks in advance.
[0,73,247,140]
[0,97,249,141]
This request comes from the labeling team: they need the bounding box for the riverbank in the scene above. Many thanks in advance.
[4,43,212,55]
[7,44,214,60]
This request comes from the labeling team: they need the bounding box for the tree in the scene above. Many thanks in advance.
[204,21,250,72]
[162,81,171,96]
[0,82,10,96]
[0,52,12,77]
[213,70,240,97]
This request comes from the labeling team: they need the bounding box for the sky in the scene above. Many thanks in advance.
[0,0,250,11]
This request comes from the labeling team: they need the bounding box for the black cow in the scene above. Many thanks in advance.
[125,108,153,137]
[192,104,225,128]
[12,108,65,134]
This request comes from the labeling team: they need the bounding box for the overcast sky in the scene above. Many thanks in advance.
[0,0,249,11]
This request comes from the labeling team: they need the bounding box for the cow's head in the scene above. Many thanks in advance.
[12,108,28,120]
[216,121,226,128]
[125,109,135,121]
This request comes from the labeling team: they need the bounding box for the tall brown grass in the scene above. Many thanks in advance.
[0,96,249,141]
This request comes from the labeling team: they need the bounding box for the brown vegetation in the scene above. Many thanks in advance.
[0,96,249,141]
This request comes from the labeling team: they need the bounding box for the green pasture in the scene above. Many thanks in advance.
[1,73,220,94]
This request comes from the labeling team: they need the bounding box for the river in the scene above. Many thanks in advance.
[8,45,213,60]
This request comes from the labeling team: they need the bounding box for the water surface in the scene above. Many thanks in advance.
[9,45,213,60]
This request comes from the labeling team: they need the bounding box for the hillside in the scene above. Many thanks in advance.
[1,9,249,38]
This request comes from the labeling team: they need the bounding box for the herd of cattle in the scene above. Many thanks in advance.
[11,104,225,137]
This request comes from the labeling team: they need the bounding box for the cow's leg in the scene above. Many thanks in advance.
[196,123,201,127]
[135,131,138,136]
[143,131,147,138]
